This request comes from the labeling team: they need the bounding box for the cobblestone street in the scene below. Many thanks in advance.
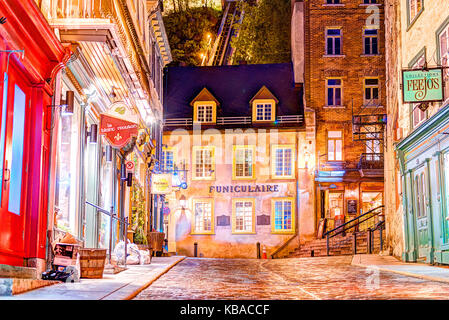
[134,256,449,300]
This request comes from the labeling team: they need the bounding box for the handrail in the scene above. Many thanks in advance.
[85,201,130,267]
[323,205,384,239]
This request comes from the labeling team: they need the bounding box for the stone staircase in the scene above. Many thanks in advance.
[287,228,386,258]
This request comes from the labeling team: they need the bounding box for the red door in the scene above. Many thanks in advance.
[0,63,30,266]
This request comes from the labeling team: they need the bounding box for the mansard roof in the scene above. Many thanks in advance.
[163,62,303,121]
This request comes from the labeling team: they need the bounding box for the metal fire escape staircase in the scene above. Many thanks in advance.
[208,0,244,66]
[352,96,387,176]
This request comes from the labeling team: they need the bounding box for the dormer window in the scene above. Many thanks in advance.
[197,104,214,123]
[251,86,278,123]
[256,103,273,121]
[190,87,219,124]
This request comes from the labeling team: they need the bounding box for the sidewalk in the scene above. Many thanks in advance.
[352,254,449,284]
[0,256,185,300]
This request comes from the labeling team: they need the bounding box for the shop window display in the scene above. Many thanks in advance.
[54,89,80,235]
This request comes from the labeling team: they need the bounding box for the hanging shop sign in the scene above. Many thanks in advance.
[151,174,173,194]
[402,68,444,103]
[99,101,139,149]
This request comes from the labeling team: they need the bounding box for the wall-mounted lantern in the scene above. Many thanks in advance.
[86,123,98,144]
[105,145,113,162]
[61,90,75,115]
[121,161,133,187]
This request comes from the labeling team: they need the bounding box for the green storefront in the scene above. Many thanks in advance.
[397,103,449,265]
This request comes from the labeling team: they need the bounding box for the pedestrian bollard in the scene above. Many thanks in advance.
[257,242,261,259]
[194,242,198,257]
[262,245,267,259]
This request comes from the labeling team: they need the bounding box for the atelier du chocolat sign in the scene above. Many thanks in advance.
[209,184,280,194]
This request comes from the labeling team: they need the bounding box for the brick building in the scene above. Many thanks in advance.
[292,0,386,242]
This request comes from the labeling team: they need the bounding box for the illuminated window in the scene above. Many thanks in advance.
[271,198,295,233]
[232,198,255,233]
[255,103,273,121]
[364,127,381,161]
[161,147,176,172]
[272,145,295,179]
[197,105,213,123]
[192,199,214,234]
[327,131,343,161]
[233,146,255,179]
[193,146,215,180]
[54,87,81,235]
[408,0,423,25]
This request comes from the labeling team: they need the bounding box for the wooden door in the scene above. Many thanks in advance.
[0,68,30,265]
[413,166,430,260]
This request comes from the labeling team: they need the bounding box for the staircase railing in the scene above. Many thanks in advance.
[323,205,385,256]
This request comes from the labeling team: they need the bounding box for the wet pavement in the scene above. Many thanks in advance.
[134,256,449,300]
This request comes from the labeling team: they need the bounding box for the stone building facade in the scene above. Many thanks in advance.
[384,0,449,264]
[161,63,316,258]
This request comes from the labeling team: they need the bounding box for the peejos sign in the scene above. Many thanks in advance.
[402,68,444,103]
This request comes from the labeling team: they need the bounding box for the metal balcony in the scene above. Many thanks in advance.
[358,153,384,178]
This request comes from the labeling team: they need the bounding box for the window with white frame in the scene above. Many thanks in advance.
[410,53,427,128]
[439,24,449,103]
[272,198,294,232]
[326,79,343,106]
[233,199,254,233]
[197,105,213,123]
[272,145,294,178]
[193,200,213,233]
[256,103,273,121]
[408,0,423,24]
[365,136,382,161]
[234,146,254,179]
[327,130,343,161]
[364,78,379,105]
[193,147,214,179]
[326,29,342,55]
[161,148,175,172]
[363,29,379,55]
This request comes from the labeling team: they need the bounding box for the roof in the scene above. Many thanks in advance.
[163,63,303,121]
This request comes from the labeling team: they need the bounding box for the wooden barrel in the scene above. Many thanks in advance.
[79,248,107,279]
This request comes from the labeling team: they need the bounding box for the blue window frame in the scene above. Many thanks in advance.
[8,84,26,215]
